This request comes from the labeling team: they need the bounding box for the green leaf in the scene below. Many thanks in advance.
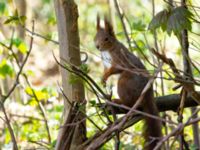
[4,16,19,24]
[26,70,35,76]
[41,87,58,97]
[69,73,82,84]
[51,140,57,148]
[149,6,193,35]
[19,16,27,24]
[0,2,6,14]
[167,6,192,35]
[0,59,14,78]
[80,64,90,74]
[12,38,22,47]
[89,100,96,107]
[25,87,57,103]
[148,9,169,31]
[132,20,146,31]
[12,38,27,54]
[47,15,56,25]
[25,87,49,101]
[18,42,27,54]
[4,15,26,25]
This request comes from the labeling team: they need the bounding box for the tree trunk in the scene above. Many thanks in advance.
[180,0,200,147]
[54,0,86,149]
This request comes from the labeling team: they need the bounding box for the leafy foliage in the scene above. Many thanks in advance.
[149,6,193,35]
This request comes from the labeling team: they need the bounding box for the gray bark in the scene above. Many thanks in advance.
[54,0,85,149]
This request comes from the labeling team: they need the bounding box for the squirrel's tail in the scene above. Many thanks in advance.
[143,88,162,150]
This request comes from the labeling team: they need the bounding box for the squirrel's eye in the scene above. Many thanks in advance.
[104,37,108,41]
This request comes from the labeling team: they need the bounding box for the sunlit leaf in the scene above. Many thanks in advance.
[0,59,14,78]
[18,42,27,54]
[28,97,38,106]
[25,87,49,101]
[26,70,35,76]
[25,86,57,102]
[12,38,27,54]
[41,87,58,97]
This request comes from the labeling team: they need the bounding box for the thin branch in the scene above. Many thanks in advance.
[113,0,131,48]
[0,101,18,150]
[105,100,177,125]
[28,140,50,149]
[154,108,200,150]
[22,25,59,44]
[1,21,35,104]
[10,113,44,121]
[23,75,51,144]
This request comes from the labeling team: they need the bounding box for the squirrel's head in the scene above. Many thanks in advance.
[94,15,116,51]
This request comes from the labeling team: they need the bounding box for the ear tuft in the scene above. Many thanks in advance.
[104,16,115,37]
[96,14,100,30]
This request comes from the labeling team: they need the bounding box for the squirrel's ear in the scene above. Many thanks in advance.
[104,17,115,37]
[96,14,100,30]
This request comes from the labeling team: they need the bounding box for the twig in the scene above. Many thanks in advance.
[22,25,59,44]
[113,0,131,48]
[10,113,44,121]
[0,101,18,150]
[28,140,50,149]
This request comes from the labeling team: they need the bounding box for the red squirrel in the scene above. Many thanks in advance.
[94,15,162,150]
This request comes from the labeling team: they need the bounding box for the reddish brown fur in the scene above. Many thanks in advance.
[94,16,162,149]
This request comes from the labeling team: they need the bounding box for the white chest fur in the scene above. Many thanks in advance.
[101,51,112,68]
